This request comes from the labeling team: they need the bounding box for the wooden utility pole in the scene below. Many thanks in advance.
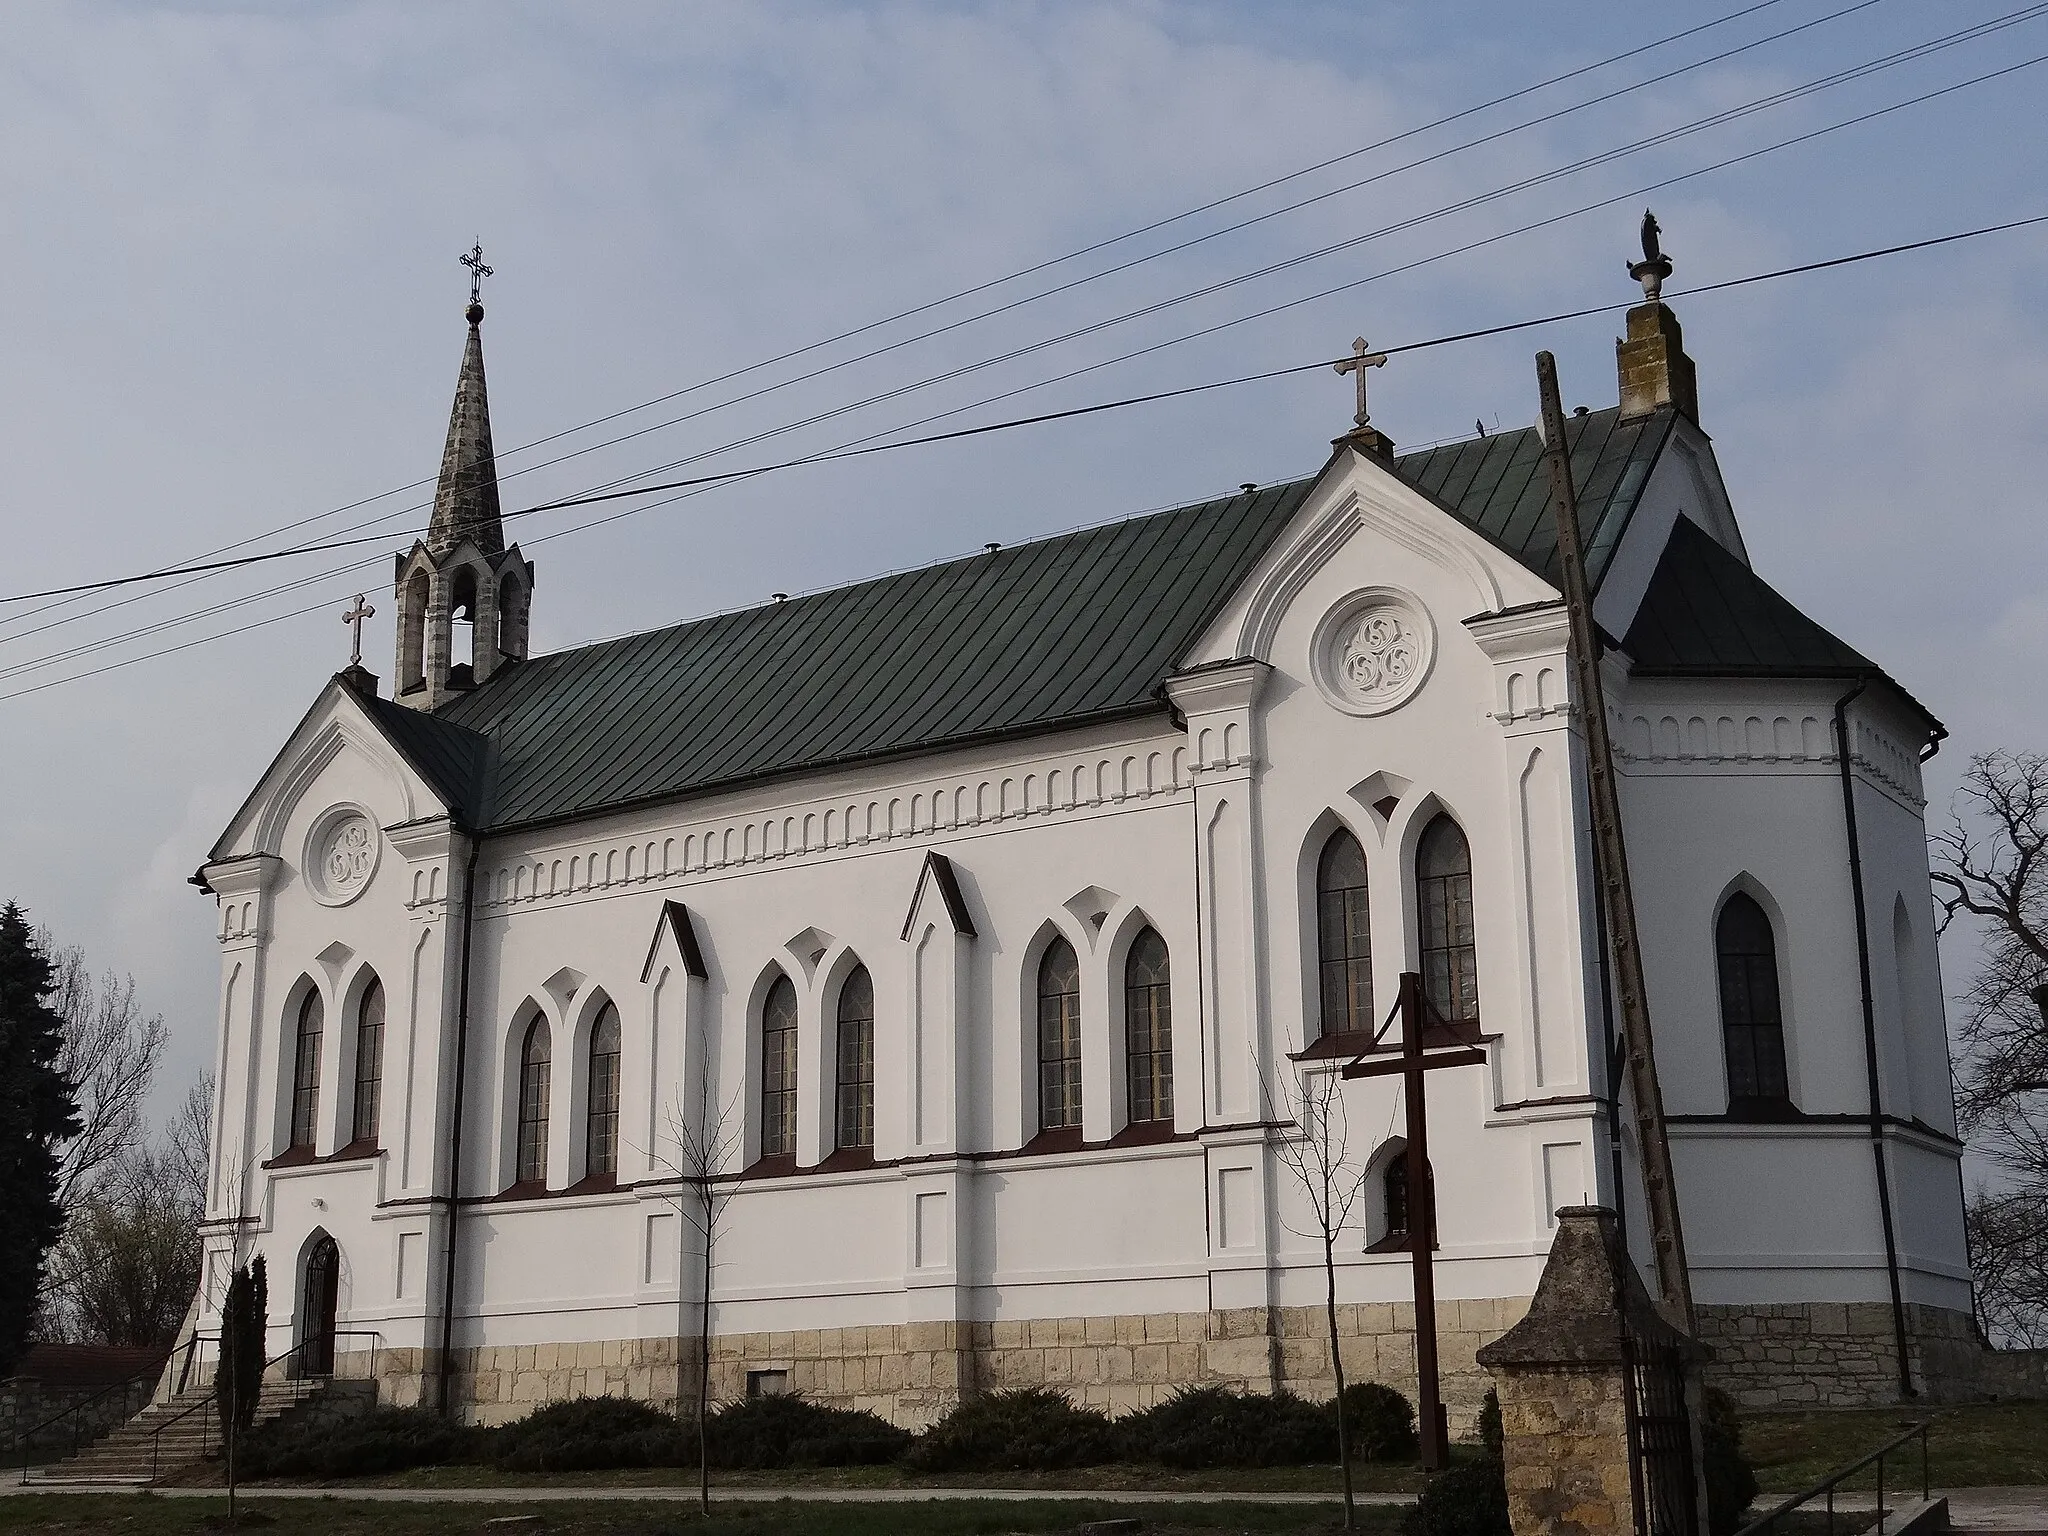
[1534,351,1693,1331]
[1342,972,1486,1469]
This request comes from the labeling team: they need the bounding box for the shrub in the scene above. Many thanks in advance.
[1338,1381,1420,1461]
[901,1387,1119,1472]
[1404,1457,1511,1536]
[239,1406,482,1480]
[491,1396,683,1473]
[1702,1386,1760,1536]
[1476,1389,1503,1459]
[1118,1386,1336,1467]
[704,1394,911,1468]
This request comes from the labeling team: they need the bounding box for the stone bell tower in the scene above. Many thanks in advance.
[393,247,535,710]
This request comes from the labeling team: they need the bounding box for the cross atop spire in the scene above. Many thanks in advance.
[461,243,493,318]
[1332,336,1395,461]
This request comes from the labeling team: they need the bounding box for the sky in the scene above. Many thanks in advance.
[2,0,2046,1133]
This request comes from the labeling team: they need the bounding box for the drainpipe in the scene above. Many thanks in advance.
[1832,678,1916,1399]
[436,831,484,1416]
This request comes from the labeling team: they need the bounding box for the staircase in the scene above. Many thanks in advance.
[24,1377,337,1487]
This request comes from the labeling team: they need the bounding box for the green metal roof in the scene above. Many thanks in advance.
[373,409,1688,833]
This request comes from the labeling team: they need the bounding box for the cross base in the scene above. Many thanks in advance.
[1333,424,1397,462]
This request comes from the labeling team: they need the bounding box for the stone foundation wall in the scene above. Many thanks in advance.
[420,1297,1530,1430]
[1696,1301,2011,1408]
[0,1372,156,1457]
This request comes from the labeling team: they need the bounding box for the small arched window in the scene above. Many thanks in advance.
[350,977,384,1146]
[1038,938,1083,1131]
[836,966,875,1152]
[516,1018,551,1187]
[1417,815,1479,1023]
[1717,893,1790,1108]
[1381,1150,1437,1251]
[760,976,799,1158]
[1125,929,1173,1124]
[290,990,323,1151]
[585,1002,622,1179]
[1317,829,1372,1038]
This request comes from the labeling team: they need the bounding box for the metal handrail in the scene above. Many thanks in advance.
[11,1354,168,1485]
[1734,1420,1931,1536]
[148,1326,383,1484]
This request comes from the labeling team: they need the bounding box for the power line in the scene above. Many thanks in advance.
[2,204,2041,703]
[9,7,2027,619]
[0,0,1835,639]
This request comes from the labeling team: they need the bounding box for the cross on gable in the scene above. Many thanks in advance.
[1333,336,1388,428]
[341,594,375,668]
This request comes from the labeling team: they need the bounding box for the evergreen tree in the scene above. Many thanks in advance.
[0,903,80,1377]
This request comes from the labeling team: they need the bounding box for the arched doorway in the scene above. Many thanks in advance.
[299,1233,339,1376]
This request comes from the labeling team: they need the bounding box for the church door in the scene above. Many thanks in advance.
[300,1234,339,1376]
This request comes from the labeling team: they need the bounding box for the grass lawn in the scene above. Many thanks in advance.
[0,1494,1391,1535]
[1745,1401,2048,1492]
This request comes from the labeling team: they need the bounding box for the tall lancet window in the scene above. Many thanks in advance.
[516,1018,551,1187]
[585,1002,622,1179]
[350,978,384,1146]
[1038,938,1083,1131]
[1717,894,1791,1109]
[760,976,799,1158]
[289,991,323,1151]
[1417,815,1479,1023]
[1125,928,1173,1124]
[1317,829,1372,1038]
[835,966,875,1152]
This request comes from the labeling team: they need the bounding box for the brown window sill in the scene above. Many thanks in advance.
[744,1152,799,1179]
[811,1147,876,1174]
[1020,1127,1085,1156]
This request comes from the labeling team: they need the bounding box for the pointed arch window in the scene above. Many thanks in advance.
[350,978,384,1146]
[1717,893,1791,1109]
[760,976,799,1158]
[1125,929,1173,1124]
[1317,829,1372,1037]
[836,966,876,1152]
[585,1002,622,1179]
[515,1018,551,1187]
[290,991,323,1151]
[1038,938,1083,1131]
[1377,1150,1437,1251]
[1417,815,1479,1023]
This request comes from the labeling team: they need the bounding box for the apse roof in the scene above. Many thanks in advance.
[355,405,1911,834]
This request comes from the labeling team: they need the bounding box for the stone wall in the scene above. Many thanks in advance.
[1696,1301,2017,1409]
[0,1370,157,1459]
[418,1297,1531,1429]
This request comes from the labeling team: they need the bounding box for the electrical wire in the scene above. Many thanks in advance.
[3,202,2041,703]
[0,0,1853,642]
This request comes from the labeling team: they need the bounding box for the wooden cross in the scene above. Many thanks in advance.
[341,594,375,668]
[1333,337,1388,428]
[461,243,493,306]
[1340,972,1487,1471]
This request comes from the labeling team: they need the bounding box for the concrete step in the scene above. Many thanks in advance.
[31,1374,357,1487]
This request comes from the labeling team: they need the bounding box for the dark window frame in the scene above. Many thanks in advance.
[760,975,799,1158]
[1717,892,1793,1111]
[1317,829,1373,1039]
[1417,814,1480,1024]
[835,966,876,1152]
[1038,937,1083,1131]
[349,977,384,1147]
[290,990,323,1151]
[585,1001,622,1178]
[515,1017,551,1187]
[1124,928,1173,1125]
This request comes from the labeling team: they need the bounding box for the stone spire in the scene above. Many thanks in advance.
[1615,209,1699,424]
[427,297,505,556]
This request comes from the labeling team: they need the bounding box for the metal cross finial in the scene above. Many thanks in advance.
[461,243,493,306]
[1333,337,1388,428]
[341,594,375,668]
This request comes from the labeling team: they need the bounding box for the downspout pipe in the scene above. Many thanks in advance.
[436,830,484,1417]
[1833,677,1917,1399]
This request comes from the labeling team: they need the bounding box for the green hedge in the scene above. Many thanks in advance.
[238,1406,484,1480]
[703,1394,912,1468]
[902,1387,1121,1472]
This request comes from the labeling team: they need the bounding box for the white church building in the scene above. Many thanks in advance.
[191,258,1974,1428]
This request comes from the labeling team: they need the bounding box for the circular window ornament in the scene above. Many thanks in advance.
[305,806,380,907]
[1311,588,1435,717]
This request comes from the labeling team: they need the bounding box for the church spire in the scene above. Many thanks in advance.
[391,247,534,711]
[428,247,504,556]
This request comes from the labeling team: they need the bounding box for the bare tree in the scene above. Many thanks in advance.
[648,1080,746,1518]
[36,933,169,1216]
[40,1075,212,1347]
[1930,750,2048,1343]
[1261,1057,1368,1531]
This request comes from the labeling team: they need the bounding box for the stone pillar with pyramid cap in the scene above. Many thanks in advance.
[393,247,536,711]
